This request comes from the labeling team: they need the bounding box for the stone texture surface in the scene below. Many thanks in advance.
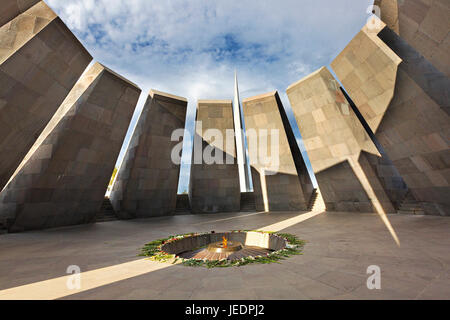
[110,90,187,218]
[189,100,241,213]
[161,232,285,254]
[331,22,401,134]
[374,0,399,34]
[0,1,93,190]
[242,91,313,212]
[0,211,449,300]
[374,0,450,77]
[332,22,450,215]
[0,63,141,232]
[0,0,40,28]
[287,67,403,213]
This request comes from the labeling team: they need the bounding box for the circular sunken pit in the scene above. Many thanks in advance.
[161,231,287,261]
[138,230,305,267]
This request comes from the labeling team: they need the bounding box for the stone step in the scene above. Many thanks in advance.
[95,198,118,222]
[240,192,256,212]
[396,190,425,215]
[400,205,424,211]
[101,212,117,217]
[96,215,117,220]
[0,220,8,234]
[96,217,117,222]
[401,201,421,206]
[398,209,425,215]
[307,189,319,210]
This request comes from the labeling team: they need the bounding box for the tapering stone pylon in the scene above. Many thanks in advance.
[373,0,449,77]
[110,90,188,218]
[287,67,405,213]
[242,91,314,212]
[0,1,92,190]
[331,19,450,215]
[0,0,40,28]
[190,100,241,213]
[0,63,141,232]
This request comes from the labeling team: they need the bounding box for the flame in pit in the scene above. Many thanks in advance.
[222,236,228,248]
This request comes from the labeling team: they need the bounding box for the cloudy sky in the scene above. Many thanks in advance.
[46,0,374,193]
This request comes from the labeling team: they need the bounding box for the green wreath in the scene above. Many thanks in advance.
[139,230,306,268]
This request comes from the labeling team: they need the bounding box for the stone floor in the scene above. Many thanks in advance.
[0,210,449,300]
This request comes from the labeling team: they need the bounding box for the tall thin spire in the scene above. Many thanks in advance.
[233,71,251,192]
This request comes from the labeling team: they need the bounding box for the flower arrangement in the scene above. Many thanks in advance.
[139,230,306,268]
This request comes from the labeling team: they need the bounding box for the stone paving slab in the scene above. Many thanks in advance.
[0,211,449,299]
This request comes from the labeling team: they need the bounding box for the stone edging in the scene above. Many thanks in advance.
[139,230,306,268]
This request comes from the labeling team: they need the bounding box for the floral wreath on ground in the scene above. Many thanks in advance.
[139,230,306,268]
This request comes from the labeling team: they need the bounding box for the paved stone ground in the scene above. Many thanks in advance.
[0,211,449,299]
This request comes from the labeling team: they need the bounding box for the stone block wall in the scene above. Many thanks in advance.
[374,0,450,77]
[189,100,241,213]
[287,67,398,213]
[242,91,313,211]
[0,1,92,190]
[0,63,140,231]
[110,90,187,218]
[332,22,449,215]
[0,0,40,27]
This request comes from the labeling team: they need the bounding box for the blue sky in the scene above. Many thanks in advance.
[46,0,374,193]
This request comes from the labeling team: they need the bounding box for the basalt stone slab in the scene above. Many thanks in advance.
[161,232,286,255]
[332,21,450,215]
[242,91,313,212]
[189,100,241,213]
[287,67,401,213]
[0,1,92,190]
[0,63,141,232]
[374,0,450,77]
[0,0,40,28]
[110,90,187,218]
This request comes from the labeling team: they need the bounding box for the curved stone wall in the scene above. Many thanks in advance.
[161,232,287,255]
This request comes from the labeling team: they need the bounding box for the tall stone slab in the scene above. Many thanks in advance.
[242,91,313,212]
[0,1,93,190]
[287,67,404,213]
[331,21,450,215]
[374,0,450,77]
[0,63,141,232]
[0,0,40,27]
[190,100,241,213]
[110,90,187,218]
